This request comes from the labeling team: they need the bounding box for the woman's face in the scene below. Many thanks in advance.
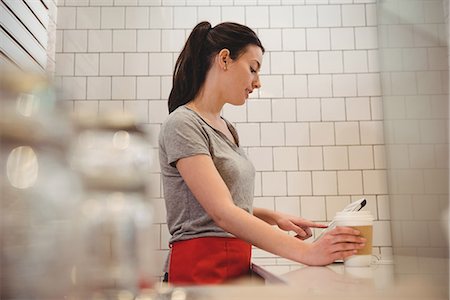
[222,45,263,106]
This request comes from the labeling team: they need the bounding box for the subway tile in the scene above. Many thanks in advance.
[248,99,272,122]
[305,0,328,3]
[65,0,89,6]
[63,30,88,52]
[238,0,258,5]
[149,53,173,75]
[417,71,443,95]
[174,7,197,29]
[222,6,245,23]
[124,100,149,123]
[402,48,427,71]
[287,172,312,196]
[373,221,392,247]
[331,28,355,50]
[299,147,323,170]
[297,98,321,121]
[62,77,86,100]
[91,0,114,4]
[115,0,139,5]
[125,6,149,29]
[282,29,306,51]
[373,145,386,169]
[366,4,377,26]
[125,53,148,75]
[57,7,76,29]
[363,170,388,194]
[355,27,378,49]
[343,50,368,73]
[310,122,334,145]
[308,74,332,97]
[319,51,343,74]
[318,5,341,27]
[161,30,185,52]
[56,30,63,53]
[346,97,371,121]
[325,196,351,221]
[312,171,337,196]
[259,75,283,98]
[428,47,448,71]
[236,123,260,146]
[270,6,293,28]
[253,197,275,211]
[357,73,381,96]
[377,195,390,220]
[262,172,287,196]
[275,197,300,215]
[335,122,360,145]
[198,6,221,26]
[261,123,285,146]
[149,100,169,123]
[248,147,273,171]
[285,123,309,146]
[409,145,436,169]
[87,77,111,100]
[137,77,160,99]
[293,6,317,27]
[246,6,269,28]
[258,29,282,51]
[333,74,357,96]
[274,147,298,171]
[75,53,99,76]
[55,53,74,76]
[150,7,173,29]
[222,104,247,123]
[254,172,262,196]
[282,75,307,98]
[259,0,282,4]
[360,121,384,144]
[342,4,365,27]
[161,76,172,100]
[337,171,363,195]
[348,146,373,169]
[100,53,123,75]
[113,30,137,52]
[367,50,379,73]
[88,30,112,52]
[152,198,167,223]
[323,146,348,170]
[321,98,346,121]
[74,101,98,116]
[271,52,294,74]
[272,98,296,122]
[101,7,125,29]
[424,0,445,23]
[301,196,326,221]
[137,30,161,52]
[77,7,100,29]
[99,100,123,115]
[306,28,330,50]
[211,0,233,5]
[162,0,185,5]
[112,76,136,99]
[295,52,319,74]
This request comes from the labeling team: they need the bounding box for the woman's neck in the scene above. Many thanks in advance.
[187,89,224,123]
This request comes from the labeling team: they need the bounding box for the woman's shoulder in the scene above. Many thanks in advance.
[161,106,203,131]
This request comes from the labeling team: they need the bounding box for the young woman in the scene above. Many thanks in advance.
[159,21,366,285]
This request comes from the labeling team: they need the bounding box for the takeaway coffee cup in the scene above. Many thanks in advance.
[334,211,374,267]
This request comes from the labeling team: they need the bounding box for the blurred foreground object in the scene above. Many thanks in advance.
[70,111,156,298]
[0,71,82,298]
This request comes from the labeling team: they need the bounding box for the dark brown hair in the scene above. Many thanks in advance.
[168,21,265,113]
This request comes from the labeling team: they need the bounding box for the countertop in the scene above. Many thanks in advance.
[151,256,449,300]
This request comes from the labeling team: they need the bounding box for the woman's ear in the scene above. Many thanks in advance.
[218,48,230,70]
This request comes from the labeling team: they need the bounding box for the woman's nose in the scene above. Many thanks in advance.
[253,77,261,89]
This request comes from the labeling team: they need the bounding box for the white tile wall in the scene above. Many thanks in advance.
[56,0,391,275]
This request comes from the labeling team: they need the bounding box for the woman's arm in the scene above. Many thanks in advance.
[176,154,365,266]
[253,207,327,239]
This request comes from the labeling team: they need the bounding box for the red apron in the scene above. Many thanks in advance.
[168,237,252,285]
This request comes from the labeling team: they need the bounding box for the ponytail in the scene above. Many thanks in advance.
[168,21,265,113]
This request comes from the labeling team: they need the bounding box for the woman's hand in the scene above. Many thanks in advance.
[274,212,327,240]
[301,227,366,266]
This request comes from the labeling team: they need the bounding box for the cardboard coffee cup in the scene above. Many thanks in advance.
[334,211,374,267]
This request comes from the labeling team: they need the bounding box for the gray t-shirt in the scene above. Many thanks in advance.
[159,106,255,245]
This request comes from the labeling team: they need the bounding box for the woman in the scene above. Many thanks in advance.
[159,21,365,285]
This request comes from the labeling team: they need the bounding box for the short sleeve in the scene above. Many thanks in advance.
[160,112,211,167]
